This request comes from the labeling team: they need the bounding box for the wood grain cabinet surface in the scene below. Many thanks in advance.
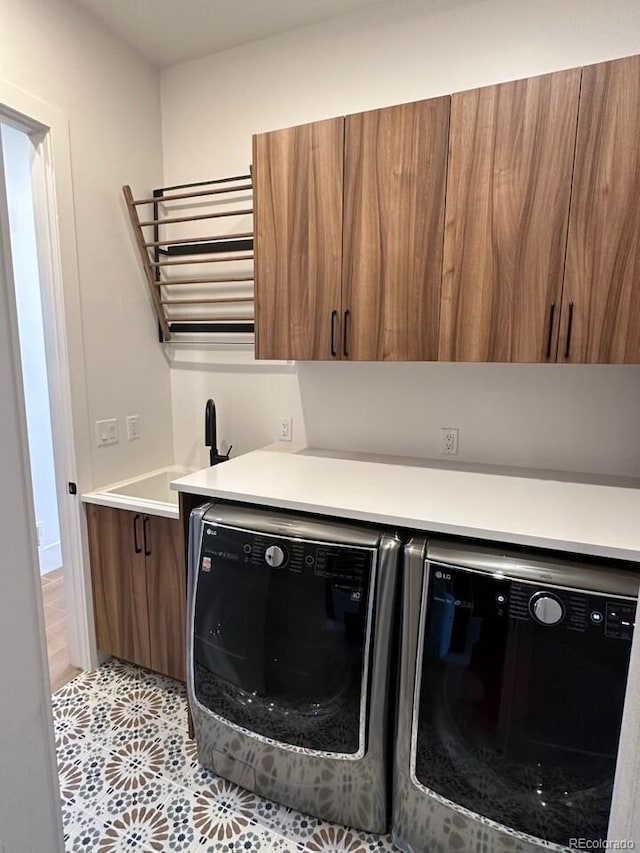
[87,504,185,682]
[561,55,640,364]
[253,118,344,360]
[253,99,450,361]
[439,69,581,362]
[343,98,450,360]
[253,54,640,364]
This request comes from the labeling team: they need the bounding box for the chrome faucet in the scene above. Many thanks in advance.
[205,398,232,466]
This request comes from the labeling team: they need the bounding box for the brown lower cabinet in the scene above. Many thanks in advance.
[87,504,186,682]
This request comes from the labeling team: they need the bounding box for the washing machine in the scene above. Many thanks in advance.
[393,538,639,852]
[187,501,401,833]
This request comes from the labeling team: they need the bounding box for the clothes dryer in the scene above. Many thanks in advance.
[393,539,639,852]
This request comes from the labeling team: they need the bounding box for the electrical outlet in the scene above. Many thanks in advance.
[36,522,43,546]
[279,416,293,442]
[95,418,118,446]
[440,427,459,456]
[126,414,140,441]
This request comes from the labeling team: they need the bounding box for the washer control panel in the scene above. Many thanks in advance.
[200,523,371,596]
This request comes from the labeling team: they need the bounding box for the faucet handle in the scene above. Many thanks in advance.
[211,446,232,466]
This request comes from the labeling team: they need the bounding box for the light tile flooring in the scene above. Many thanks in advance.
[53,659,397,852]
[42,568,81,692]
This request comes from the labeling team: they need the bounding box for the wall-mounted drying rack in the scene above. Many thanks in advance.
[123,174,254,342]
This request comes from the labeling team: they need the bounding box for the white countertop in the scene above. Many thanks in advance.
[170,445,640,562]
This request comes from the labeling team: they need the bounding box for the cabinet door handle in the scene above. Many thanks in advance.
[564,302,574,359]
[133,514,142,554]
[330,310,338,357]
[545,303,555,359]
[143,515,151,556]
[343,309,350,358]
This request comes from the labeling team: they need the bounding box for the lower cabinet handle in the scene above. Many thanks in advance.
[143,515,151,556]
[545,303,555,359]
[343,309,350,358]
[330,310,337,357]
[564,302,574,359]
[133,514,142,554]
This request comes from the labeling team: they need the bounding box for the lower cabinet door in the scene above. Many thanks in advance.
[87,504,151,669]
[144,514,186,682]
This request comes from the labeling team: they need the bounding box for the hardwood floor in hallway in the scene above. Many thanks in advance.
[41,568,81,692]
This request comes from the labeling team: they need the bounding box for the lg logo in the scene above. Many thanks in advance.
[435,570,452,580]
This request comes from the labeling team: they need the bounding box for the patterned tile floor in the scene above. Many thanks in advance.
[53,659,397,852]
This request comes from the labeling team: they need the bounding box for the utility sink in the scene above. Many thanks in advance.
[82,466,193,518]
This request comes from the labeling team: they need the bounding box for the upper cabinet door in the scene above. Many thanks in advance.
[342,98,450,360]
[561,56,640,364]
[439,70,581,362]
[253,118,344,360]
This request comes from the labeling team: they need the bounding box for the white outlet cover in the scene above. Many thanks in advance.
[279,416,292,442]
[440,427,459,456]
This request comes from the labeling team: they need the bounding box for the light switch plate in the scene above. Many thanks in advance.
[126,414,140,441]
[95,418,118,446]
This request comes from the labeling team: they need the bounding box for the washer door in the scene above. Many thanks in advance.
[192,522,375,755]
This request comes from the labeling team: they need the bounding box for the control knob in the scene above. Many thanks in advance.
[530,592,564,625]
[265,544,286,568]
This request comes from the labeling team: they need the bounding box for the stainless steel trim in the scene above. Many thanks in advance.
[427,542,640,598]
[199,501,384,548]
[188,503,381,760]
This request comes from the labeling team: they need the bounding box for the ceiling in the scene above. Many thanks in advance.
[74,0,389,68]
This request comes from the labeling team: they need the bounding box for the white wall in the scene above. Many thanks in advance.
[171,357,303,468]
[2,122,62,574]
[0,131,62,852]
[161,0,640,477]
[0,0,173,491]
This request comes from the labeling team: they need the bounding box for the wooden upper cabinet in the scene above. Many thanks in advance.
[342,98,450,360]
[561,55,640,364]
[439,70,582,362]
[253,118,344,360]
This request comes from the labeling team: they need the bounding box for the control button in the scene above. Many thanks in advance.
[590,611,604,624]
[243,544,252,555]
[530,593,564,626]
[305,554,315,566]
[496,594,507,605]
[265,544,286,568]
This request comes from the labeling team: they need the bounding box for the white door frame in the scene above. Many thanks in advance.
[0,80,98,672]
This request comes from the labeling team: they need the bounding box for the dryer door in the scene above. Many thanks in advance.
[192,521,375,755]
[413,560,636,847]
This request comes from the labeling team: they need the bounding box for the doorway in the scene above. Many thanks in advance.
[0,120,77,690]
[0,83,98,689]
